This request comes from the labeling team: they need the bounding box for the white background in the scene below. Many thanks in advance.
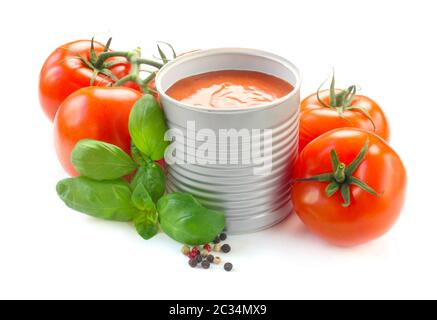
[0,0,436,300]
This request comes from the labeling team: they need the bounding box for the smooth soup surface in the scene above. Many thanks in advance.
[166,70,294,108]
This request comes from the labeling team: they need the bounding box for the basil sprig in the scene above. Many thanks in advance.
[56,94,226,244]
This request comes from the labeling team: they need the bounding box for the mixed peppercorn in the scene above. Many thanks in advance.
[182,233,233,272]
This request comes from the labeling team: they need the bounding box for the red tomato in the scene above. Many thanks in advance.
[39,40,139,121]
[299,83,390,152]
[292,128,406,247]
[54,87,143,176]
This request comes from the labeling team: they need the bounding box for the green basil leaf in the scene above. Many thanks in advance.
[128,94,169,161]
[157,193,226,245]
[71,139,137,181]
[132,183,159,240]
[134,211,159,240]
[56,177,138,222]
[131,183,156,212]
[131,162,166,203]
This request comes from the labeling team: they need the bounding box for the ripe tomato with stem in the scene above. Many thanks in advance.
[292,128,406,247]
[53,43,175,175]
[39,38,143,121]
[299,74,390,151]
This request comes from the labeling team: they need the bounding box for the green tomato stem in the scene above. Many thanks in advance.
[334,163,346,183]
[94,51,130,69]
[109,48,161,93]
[113,74,134,87]
[136,58,164,69]
[108,48,150,92]
[88,39,172,94]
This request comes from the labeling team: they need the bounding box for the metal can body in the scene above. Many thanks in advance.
[156,48,301,234]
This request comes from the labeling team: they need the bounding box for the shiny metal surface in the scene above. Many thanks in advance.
[156,48,301,234]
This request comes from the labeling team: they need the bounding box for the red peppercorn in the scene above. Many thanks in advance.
[188,251,197,259]
[191,247,200,255]
[203,244,211,252]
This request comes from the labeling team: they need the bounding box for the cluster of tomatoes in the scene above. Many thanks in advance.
[293,76,407,246]
[39,39,159,176]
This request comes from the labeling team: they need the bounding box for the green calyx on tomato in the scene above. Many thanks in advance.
[297,140,380,207]
[317,73,376,130]
[73,37,121,85]
[68,37,176,94]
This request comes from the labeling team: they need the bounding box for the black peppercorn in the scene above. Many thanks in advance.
[189,259,198,268]
[207,254,214,263]
[201,260,210,269]
[221,244,231,253]
[213,236,220,244]
[219,233,227,241]
[224,263,233,272]
[196,254,203,263]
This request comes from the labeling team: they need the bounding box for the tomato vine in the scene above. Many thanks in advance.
[74,37,176,93]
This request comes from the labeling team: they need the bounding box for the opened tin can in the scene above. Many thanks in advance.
[156,48,301,234]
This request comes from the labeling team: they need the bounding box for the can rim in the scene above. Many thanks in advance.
[155,47,302,113]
